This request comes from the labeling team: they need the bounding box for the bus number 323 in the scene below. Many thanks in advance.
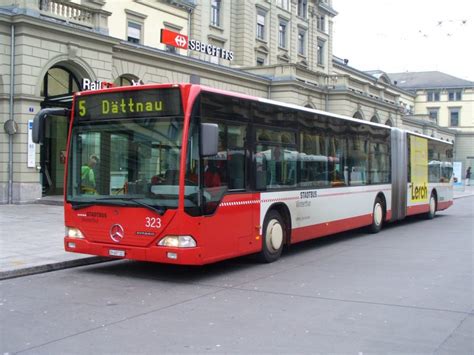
[145,217,161,229]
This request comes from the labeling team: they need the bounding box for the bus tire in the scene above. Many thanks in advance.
[426,193,437,219]
[369,197,384,234]
[258,210,285,263]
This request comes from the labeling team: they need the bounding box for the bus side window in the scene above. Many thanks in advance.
[227,125,246,190]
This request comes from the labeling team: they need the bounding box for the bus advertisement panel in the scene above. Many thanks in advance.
[410,135,428,203]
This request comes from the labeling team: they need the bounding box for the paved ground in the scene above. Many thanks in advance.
[0,204,106,279]
[0,185,473,280]
[0,196,472,354]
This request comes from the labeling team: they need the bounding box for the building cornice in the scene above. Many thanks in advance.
[328,89,401,111]
[333,60,416,98]
[318,2,338,16]
[401,115,457,136]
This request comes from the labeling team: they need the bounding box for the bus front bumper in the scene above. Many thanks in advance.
[64,237,204,265]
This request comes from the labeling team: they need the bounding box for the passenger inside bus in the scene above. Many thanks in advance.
[204,160,222,187]
[81,154,99,194]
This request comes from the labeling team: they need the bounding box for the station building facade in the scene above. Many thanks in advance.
[0,0,462,203]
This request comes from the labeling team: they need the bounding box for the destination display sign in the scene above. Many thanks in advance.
[74,88,182,120]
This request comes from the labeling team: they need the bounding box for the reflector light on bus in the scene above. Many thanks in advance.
[66,227,84,239]
[68,242,76,249]
[167,252,178,260]
[158,235,196,248]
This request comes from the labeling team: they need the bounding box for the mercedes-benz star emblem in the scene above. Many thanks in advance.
[110,224,124,243]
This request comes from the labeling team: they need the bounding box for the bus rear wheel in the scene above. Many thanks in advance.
[369,197,384,234]
[258,210,285,263]
[426,193,437,219]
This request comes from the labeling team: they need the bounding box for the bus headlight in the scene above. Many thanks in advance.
[66,227,85,239]
[158,235,196,248]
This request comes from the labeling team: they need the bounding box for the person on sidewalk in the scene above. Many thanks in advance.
[81,155,99,194]
[466,167,472,186]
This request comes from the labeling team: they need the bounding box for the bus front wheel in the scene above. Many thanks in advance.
[258,210,285,263]
[369,197,384,234]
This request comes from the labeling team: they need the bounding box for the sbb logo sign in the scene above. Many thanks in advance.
[160,29,234,61]
[161,29,188,49]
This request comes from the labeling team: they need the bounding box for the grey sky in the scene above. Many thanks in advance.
[333,0,474,81]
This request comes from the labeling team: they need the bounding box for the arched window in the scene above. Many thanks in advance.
[370,116,379,123]
[353,111,363,120]
[114,74,141,87]
[385,119,393,127]
[41,66,80,98]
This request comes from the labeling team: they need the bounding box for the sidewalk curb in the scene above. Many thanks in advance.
[0,256,110,281]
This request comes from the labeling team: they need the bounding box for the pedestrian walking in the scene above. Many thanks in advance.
[466,167,471,186]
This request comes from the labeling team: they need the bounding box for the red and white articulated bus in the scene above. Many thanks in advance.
[33,84,453,265]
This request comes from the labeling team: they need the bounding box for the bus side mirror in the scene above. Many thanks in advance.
[201,123,218,157]
[33,108,69,144]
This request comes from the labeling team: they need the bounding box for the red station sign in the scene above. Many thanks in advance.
[160,29,189,49]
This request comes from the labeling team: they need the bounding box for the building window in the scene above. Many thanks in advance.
[166,45,177,54]
[317,14,326,32]
[427,90,440,102]
[256,10,266,41]
[256,57,265,66]
[297,0,307,18]
[298,29,306,56]
[448,90,462,101]
[41,66,80,97]
[278,21,287,48]
[127,21,142,44]
[317,39,325,65]
[211,0,221,27]
[114,75,141,87]
[428,108,439,122]
[449,108,460,126]
[277,0,289,11]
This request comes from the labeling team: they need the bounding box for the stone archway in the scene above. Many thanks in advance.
[36,55,95,98]
[37,58,94,196]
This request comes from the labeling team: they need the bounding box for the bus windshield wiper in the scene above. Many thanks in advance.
[70,199,127,210]
[70,197,164,214]
[93,197,165,215]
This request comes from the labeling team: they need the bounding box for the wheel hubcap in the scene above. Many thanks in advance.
[266,219,283,252]
[430,196,436,215]
[374,203,383,226]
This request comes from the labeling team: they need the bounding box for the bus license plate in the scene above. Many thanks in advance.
[109,249,125,257]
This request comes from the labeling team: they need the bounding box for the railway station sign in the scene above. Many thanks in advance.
[160,29,234,61]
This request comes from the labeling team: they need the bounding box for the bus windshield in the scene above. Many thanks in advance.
[66,88,192,212]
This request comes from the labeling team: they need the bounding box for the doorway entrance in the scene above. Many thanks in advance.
[40,65,80,196]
